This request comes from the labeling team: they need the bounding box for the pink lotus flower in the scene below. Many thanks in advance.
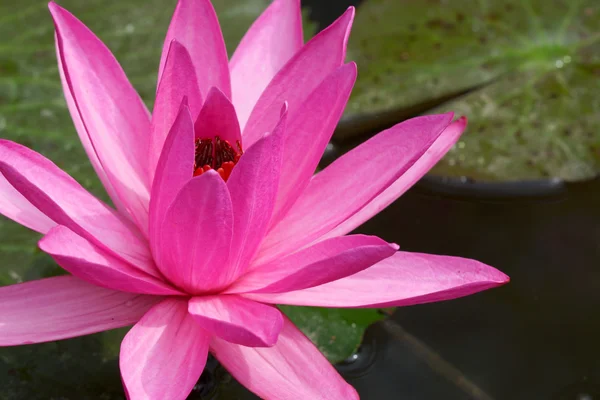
[0,0,509,399]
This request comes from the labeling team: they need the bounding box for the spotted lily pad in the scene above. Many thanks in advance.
[346,0,600,181]
[0,2,378,394]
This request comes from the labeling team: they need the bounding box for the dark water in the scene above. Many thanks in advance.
[347,176,600,400]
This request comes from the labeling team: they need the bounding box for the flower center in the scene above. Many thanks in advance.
[193,136,243,181]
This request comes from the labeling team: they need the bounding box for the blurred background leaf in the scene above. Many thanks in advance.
[344,0,600,181]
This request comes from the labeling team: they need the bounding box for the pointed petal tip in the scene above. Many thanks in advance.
[204,86,230,102]
[180,95,189,109]
[47,1,59,13]
[341,7,355,41]
[280,101,289,117]
[496,270,510,284]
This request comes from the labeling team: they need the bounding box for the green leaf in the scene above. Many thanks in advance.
[346,0,600,181]
[279,305,385,363]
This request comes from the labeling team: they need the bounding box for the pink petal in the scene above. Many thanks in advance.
[270,62,357,225]
[159,0,231,99]
[242,7,355,149]
[229,235,397,294]
[39,226,182,296]
[230,0,303,129]
[0,173,55,233]
[50,3,151,233]
[244,252,510,308]
[0,140,159,278]
[157,171,233,294]
[226,110,287,279]
[210,316,359,400]
[55,35,128,216]
[257,113,453,265]
[120,298,210,400]
[0,276,158,346]
[324,118,467,239]
[188,295,283,347]
[149,41,202,180]
[194,87,241,145]
[149,101,194,262]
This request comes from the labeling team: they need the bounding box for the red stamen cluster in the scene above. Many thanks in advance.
[194,136,243,181]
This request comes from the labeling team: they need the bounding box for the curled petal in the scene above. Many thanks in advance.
[188,295,283,347]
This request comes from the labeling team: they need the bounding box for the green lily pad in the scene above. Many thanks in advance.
[346,0,600,181]
[0,1,373,391]
[280,305,384,363]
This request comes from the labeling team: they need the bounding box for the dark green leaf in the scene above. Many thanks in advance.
[347,0,600,181]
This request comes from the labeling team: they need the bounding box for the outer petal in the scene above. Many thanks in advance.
[0,276,158,346]
[242,7,355,148]
[157,171,233,294]
[0,140,158,277]
[149,41,202,179]
[55,35,127,216]
[0,173,55,233]
[50,3,151,233]
[120,298,210,400]
[194,87,241,145]
[270,63,357,225]
[149,101,195,260]
[159,0,231,99]
[323,118,467,239]
[39,226,182,296]
[229,235,397,294]
[210,316,359,400]
[257,113,453,264]
[244,252,509,308]
[226,110,287,278]
[188,295,283,347]
[230,0,303,128]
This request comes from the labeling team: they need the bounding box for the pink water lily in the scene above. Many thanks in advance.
[0,0,508,399]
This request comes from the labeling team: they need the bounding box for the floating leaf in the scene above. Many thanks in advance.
[346,0,600,181]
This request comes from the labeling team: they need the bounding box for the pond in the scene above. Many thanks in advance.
[0,0,598,399]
